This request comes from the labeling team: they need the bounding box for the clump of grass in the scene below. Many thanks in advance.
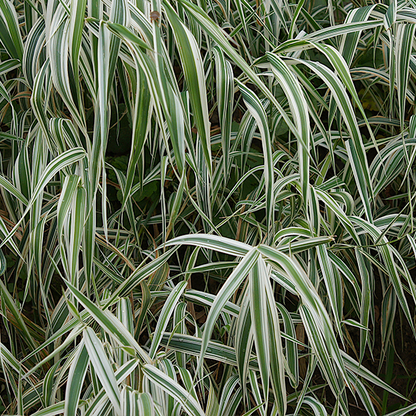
[0,0,416,414]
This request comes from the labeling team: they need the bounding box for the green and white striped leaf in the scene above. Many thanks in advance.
[164,2,211,175]
[65,280,151,363]
[84,327,121,414]
[149,280,187,358]
[65,341,89,416]
[143,364,205,416]
[237,81,274,241]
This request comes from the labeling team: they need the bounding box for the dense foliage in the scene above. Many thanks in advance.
[1,0,416,414]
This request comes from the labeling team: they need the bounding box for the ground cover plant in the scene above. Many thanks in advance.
[1,0,416,414]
